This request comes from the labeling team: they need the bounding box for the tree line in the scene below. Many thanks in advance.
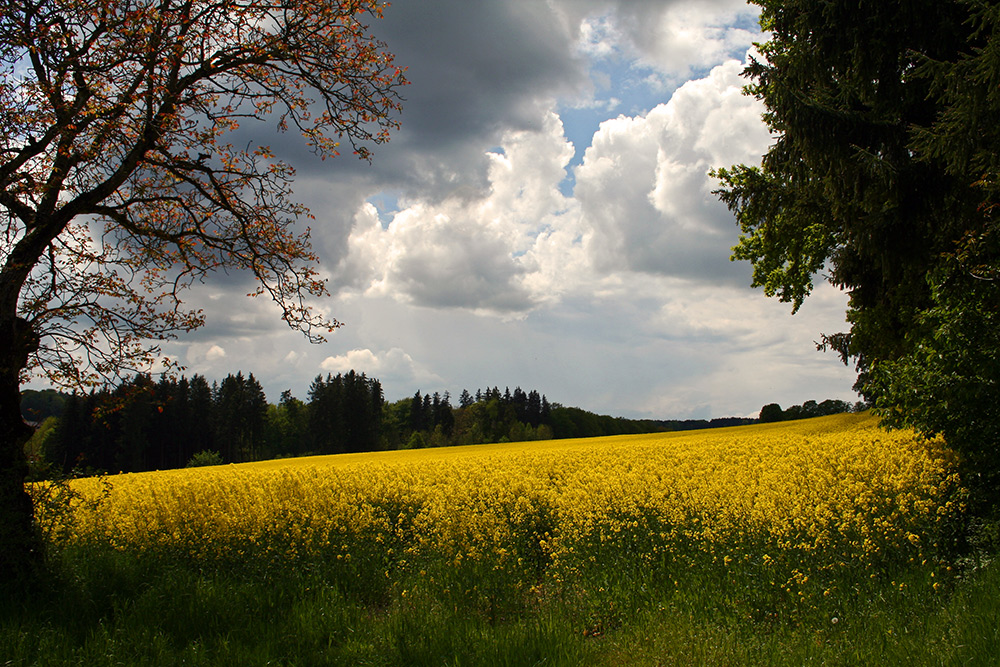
[25,371,383,477]
[757,399,860,424]
[24,375,848,478]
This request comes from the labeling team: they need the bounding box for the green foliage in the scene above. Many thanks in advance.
[23,417,59,481]
[759,403,784,423]
[712,164,832,312]
[871,261,1000,509]
[781,398,854,422]
[214,372,269,463]
[19,390,67,423]
[908,1,1000,210]
[385,387,560,448]
[307,371,384,455]
[186,450,224,468]
[404,431,426,450]
[715,0,979,375]
[45,372,820,476]
[867,1,1000,505]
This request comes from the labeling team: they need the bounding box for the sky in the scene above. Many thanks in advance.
[157,0,859,419]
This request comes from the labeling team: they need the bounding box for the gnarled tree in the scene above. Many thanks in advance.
[0,0,405,584]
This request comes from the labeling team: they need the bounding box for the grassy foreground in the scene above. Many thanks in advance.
[3,413,998,665]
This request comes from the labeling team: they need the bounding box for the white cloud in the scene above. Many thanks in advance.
[333,51,775,329]
[635,3,761,83]
[334,112,585,314]
[575,54,770,282]
[320,347,444,386]
[341,200,537,313]
[186,342,228,366]
[556,0,762,82]
[320,348,379,373]
[576,14,623,59]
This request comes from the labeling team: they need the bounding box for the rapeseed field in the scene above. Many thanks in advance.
[41,413,963,625]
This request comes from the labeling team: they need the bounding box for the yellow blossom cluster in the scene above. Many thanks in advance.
[48,413,963,607]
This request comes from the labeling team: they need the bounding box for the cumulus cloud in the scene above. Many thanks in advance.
[629,3,761,84]
[299,0,588,202]
[555,0,761,82]
[320,347,444,386]
[183,342,231,372]
[338,201,537,313]
[320,348,380,373]
[334,112,585,314]
[575,55,770,283]
[333,52,771,309]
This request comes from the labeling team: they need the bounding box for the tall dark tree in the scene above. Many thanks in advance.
[51,391,88,473]
[115,374,156,472]
[80,390,111,472]
[214,372,267,462]
[341,371,381,453]
[307,372,383,454]
[437,391,454,436]
[867,2,1000,507]
[308,375,336,454]
[526,390,543,427]
[160,376,191,470]
[409,390,425,433]
[459,389,474,409]
[714,0,973,380]
[187,375,215,458]
[422,392,433,430]
[324,373,348,453]
[272,389,308,457]
[431,392,442,427]
[713,0,1000,504]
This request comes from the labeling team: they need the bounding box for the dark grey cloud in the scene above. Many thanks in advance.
[260,0,591,204]
[379,1,584,146]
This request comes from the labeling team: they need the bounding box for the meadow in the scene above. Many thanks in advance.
[4,413,999,665]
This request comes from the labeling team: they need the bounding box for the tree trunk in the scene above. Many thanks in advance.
[0,316,42,592]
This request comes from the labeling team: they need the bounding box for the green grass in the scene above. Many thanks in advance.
[2,546,997,666]
[592,556,1000,666]
[2,548,588,666]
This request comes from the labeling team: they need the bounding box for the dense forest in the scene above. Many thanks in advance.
[20,373,855,478]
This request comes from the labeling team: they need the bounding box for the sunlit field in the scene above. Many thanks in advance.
[9,413,1000,666]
